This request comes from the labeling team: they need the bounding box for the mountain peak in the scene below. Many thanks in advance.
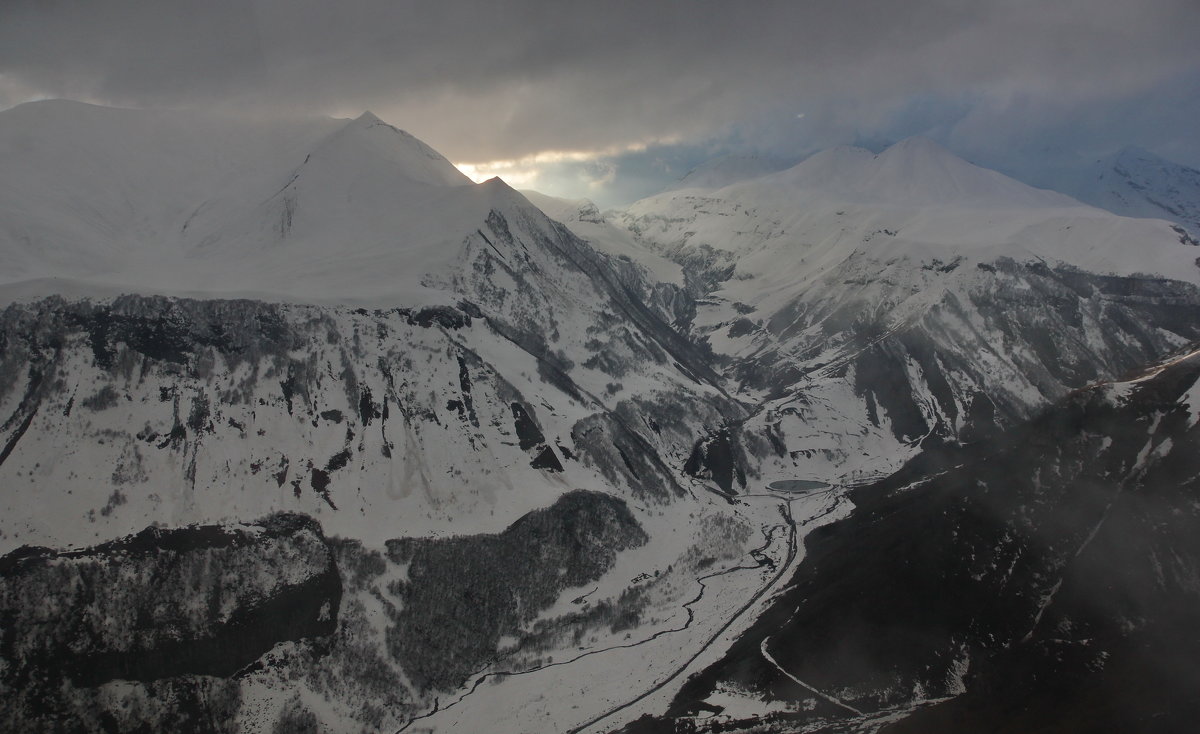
[312,111,470,190]
[881,135,950,156]
[875,135,974,170]
[867,135,1080,207]
[752,137,1066,208]
[0,102,497,300]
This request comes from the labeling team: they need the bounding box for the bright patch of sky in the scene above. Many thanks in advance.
[455,141,723,208]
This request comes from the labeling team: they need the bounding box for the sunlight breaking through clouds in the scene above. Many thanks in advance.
[454,137,680,196]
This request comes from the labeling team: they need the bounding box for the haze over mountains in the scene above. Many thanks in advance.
[1,101,519,304]
[1050,145,1200,239]
[1,101,1199,733]
[659,138,1200,240]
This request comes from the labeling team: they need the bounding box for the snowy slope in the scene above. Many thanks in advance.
[0,102,769,733]
[606,136,1200,483]
[0,100,340,287]
[667,153,797,192]
[1050,145,1200,239]
[0,101,575,306]
[624,137,1194,278]
[521,190,685,287]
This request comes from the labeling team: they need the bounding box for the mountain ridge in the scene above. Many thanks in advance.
[1054,144,1200,238]
[633,342,1200,733]
[591,134,1200,487]
[0,101,601,306]
[3,103,1200,734]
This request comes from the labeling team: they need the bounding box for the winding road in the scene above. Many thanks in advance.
[392,486,847,734]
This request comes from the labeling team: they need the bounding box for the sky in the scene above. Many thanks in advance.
[2,0,1198,207]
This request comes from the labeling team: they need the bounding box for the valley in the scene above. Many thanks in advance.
[1,100,1198,733]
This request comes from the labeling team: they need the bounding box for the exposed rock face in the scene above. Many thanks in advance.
[0,513,340,731]
[639,346,1200,733]
[0,100,738,557]
[0,284,733,555]
[604,138,1200,483]
[791,261,1200,443]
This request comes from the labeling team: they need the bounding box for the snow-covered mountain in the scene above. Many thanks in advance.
[1049,146,1200,240]
[0,101,771,733]
[1,100,593,305]
[0,101,338,293]
[603,136,1200,484]
[0,100,738,545]
[3,103,1200,734]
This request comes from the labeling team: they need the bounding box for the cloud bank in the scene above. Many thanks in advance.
[2,0,1197,202]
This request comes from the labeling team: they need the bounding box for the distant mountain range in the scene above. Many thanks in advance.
[660,142,1200,241]
[578,136,1200,484]
[1051,145,1200,239]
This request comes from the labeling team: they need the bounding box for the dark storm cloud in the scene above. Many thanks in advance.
[1,0,1197,164]
[0,0,265,101]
